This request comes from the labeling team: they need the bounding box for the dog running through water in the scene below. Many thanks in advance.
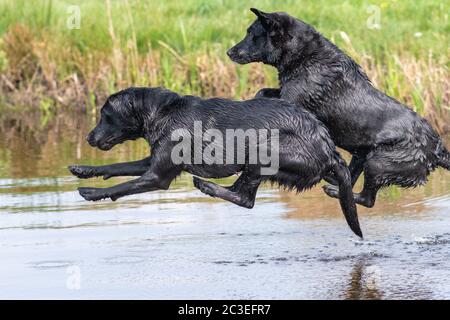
[69,87,363,237]
[227,8,450,208]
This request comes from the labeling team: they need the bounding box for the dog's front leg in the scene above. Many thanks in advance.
[78,168,179,202]
[77,153,181,201]
[69,156,152,180]
[348,155,366,186]
[255,88,281,99]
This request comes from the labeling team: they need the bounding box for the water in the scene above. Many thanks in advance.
[0,113,449,299]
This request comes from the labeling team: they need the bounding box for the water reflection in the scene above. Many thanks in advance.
[0,112,149,179]
[344,255,383,300]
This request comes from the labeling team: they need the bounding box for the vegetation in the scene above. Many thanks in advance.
[0,0,448,131]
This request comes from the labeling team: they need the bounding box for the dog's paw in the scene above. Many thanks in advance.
[193,177,216,197]
[78,187,109,201]
[323,184,339,199]
[68,165,100,179]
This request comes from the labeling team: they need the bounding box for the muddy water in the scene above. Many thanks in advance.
[0,113,449,299]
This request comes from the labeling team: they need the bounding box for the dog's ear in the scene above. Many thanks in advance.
[250,8,280,30]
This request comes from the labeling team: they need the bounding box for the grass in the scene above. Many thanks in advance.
[0,0,449,131]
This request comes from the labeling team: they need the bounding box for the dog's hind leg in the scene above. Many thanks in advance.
[323,167,379,208]
[353,148,430,208]
[193,171,262,209]
[69,156,151,179]
[324,152,396,208]
[353,178,380,208]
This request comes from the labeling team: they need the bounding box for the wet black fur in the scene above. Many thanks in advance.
[227,8,450,207]
[69,87,363,237]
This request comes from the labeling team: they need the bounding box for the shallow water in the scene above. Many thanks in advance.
[0,114,449,299]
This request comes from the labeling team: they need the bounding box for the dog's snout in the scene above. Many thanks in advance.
[86,132,96,147]
[227,46,249,64]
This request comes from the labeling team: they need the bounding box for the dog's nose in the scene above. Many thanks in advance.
[86,133,96,147]
[226,48,234,58]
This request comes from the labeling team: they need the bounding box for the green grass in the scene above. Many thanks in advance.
[0,0,448,130]
[1,0,448,59]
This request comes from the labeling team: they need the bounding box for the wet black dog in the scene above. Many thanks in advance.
[228,8,450,208]
[68,87,363,237]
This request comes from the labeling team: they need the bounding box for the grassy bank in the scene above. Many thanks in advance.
[0,0,449,131]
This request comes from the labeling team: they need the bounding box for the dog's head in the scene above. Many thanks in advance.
[86,87,180,150]
[227,8,317,66]
[86,89,144,151]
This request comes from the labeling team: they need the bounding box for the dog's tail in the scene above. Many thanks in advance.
[332,154,363,238]
[437,146,450,171]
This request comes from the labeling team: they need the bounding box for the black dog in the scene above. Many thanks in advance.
[227,8,450,208]
[69,87,363,237]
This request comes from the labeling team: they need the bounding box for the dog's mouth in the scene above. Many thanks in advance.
[228,52,258,65]
[97,136,125,151]
[232,57,251,65]
[96,133,142,150]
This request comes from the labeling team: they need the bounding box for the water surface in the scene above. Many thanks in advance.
[0,113,449,299]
